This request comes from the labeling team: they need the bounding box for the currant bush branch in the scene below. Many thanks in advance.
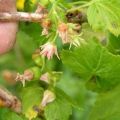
[0,12,47,22]
[0,86,21,113]
[0,0,93,119]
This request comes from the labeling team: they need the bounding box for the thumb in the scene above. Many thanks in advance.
[0,0,18,55]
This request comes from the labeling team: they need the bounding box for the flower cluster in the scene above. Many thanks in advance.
[40,22,85,60]
[35,1,86,60]
[58,23,85,48]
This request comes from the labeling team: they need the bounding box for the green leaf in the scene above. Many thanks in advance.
[20,86,44,120]
[87,0,120,36]
[44,88,72,120]
[20,23,45,46]
[0,108,26,120]
[61,39,120,90]
[107,33,120,54]
[89,85,120,120]
[17,30,36,57]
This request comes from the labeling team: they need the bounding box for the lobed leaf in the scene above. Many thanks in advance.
[89,85,120,120]
[87,0,120,36]
[20,86,44,120]
[44,88,72,120]
[62,39,120,90]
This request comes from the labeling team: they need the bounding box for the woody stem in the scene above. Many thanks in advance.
[0,12,47,22]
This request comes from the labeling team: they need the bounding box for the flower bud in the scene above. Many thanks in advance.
[15,73,26,87]
[40,71,62,85]
[40,72,50,83]
[15,67,41,87]
[29,67,42,80]
[40,90,56,107]
[32,49,44,67]
[24,69,34,80]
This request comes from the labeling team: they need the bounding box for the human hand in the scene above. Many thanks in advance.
[0,0,18,55]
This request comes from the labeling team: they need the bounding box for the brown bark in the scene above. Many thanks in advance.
[0,86,21,113]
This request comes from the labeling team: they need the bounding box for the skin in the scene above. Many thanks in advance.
[0,0,18,55]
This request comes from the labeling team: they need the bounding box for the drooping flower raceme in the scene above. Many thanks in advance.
[40,42,59,60]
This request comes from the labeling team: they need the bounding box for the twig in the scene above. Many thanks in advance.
[0,86,21,113]
[0,12,47,22]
